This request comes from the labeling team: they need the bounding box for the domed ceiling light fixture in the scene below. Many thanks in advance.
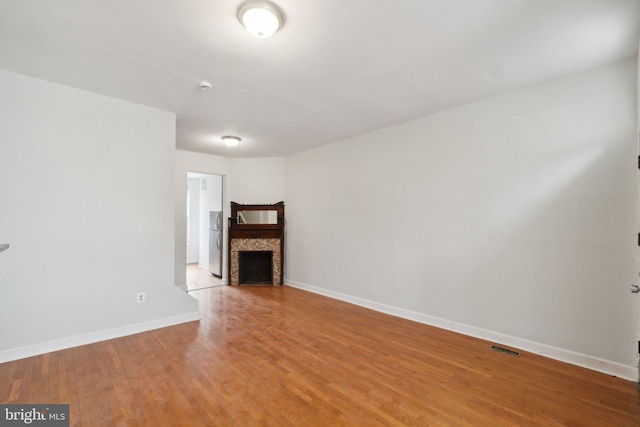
[221,135,241,147]
[199,81,212,91]
[237,0,285,38]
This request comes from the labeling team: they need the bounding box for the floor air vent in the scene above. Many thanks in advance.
[490,345,520,357]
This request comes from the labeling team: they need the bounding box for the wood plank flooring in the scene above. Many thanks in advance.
[2,285,639,426]
[186,263,223,292]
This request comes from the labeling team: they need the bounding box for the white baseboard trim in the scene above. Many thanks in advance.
[285,279,637,382]
[0,311,201,364]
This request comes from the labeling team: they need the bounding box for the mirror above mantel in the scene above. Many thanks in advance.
[238,210,278,225]
[229,202,284,228]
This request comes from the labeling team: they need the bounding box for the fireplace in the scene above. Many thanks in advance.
[228,202,284,286]
[239,251,273,285]
[230,238,282,285]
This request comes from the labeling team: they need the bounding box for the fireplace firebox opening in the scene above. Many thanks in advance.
[238,251,273,285]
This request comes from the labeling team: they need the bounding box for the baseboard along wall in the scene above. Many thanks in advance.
[0,311,201,364]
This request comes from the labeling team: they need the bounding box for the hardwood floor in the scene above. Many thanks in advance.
[2,285,639,426]
[186,263,223,292]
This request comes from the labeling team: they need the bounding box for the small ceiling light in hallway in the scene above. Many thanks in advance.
[237,0,285,38]
[221,135,241,147]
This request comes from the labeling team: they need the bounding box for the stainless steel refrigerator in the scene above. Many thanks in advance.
[209,211,222,277]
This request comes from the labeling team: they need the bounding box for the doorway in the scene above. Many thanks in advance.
[186,172,224,292]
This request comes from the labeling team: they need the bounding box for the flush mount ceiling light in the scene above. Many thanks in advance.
[221,135,241,147]
[237,0,285,38]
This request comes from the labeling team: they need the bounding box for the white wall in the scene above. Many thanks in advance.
[186,177,201,263]
[175,152,285,288]
[229,158,286,204]
[0,70,199,360]
[285,58,639,379]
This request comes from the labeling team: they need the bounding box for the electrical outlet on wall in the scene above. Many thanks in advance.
[137,292,146,303]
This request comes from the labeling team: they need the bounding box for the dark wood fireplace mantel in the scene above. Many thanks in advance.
[228,202,284,285]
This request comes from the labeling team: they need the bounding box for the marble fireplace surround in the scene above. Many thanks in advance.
[230,238,282,286]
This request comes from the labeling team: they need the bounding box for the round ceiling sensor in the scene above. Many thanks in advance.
[199,81,212,91]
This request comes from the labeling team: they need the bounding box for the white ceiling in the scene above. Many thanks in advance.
[0,0,638,158]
